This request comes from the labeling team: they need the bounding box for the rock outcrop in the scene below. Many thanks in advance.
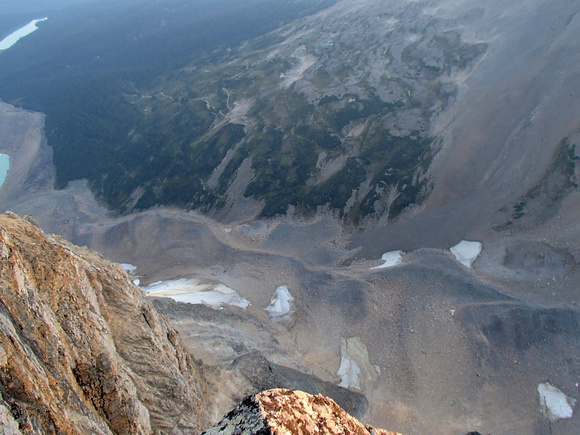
[203,389,399,435]
[0,212,208,433]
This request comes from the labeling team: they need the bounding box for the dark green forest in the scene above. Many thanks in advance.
[0,0,450,223]
[0,0,336,213]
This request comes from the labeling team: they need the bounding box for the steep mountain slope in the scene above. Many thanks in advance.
[0,212,208,433]
[1,1,580,434]
[1,97,580,433]
[0,0,485,223]
[352,0,580,253]
[108,0,486,222]
[0,212,374,434]
[2,0,579,235]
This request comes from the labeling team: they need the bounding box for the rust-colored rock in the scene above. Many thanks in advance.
[0,212,208,434]
[203,388,400,435]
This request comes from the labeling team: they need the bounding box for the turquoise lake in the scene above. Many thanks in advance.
[0,154,9,188]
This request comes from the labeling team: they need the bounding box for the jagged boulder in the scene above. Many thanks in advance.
[0,212,209,434]
[203,388,400,435]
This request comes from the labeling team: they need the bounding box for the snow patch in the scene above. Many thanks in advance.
[337,353,361,389]
[121,263,137,272]
[143,279,249,310]
[264,286,294,318]
[450,240,482,268]
[122,264,139,286]
[336,337,378,390]
[371,250,403,269]
[538,383,576,421]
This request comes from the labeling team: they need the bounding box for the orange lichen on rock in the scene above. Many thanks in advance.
[203,388,400,435]
[257,389,399,435]
[0,212,208,434]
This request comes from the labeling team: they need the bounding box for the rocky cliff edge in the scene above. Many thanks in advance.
[0,212,400,434]
[203,389,400,435]
[0,212,208,434]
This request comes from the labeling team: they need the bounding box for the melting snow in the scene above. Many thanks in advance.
[370,251,403,269]
[336,337,377,390]
[337,353,361,389]
[121,263,137,272]
[143,279,250,310]
[538,383,576,421]
[122,264,140,286]
[450,240,482,268]
[264,286,294,318]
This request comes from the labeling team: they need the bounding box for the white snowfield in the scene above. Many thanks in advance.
[143,279,250,310]
[264,285,294,318]
[450,240,482,268]
[370,250,404,269]
[336,337,377,390]
[0,18,48,50]
[121,263,137,272]
[538,383,577,422]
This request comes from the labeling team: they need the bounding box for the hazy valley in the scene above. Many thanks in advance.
[1,0,580,434]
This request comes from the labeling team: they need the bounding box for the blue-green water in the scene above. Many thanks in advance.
[0,154,9,188]
[0,18,48,50]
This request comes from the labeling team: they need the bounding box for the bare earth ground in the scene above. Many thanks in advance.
[2,99,579,435]
[1,1,580,434]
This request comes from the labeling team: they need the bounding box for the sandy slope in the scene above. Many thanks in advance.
[352,0,580,256]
